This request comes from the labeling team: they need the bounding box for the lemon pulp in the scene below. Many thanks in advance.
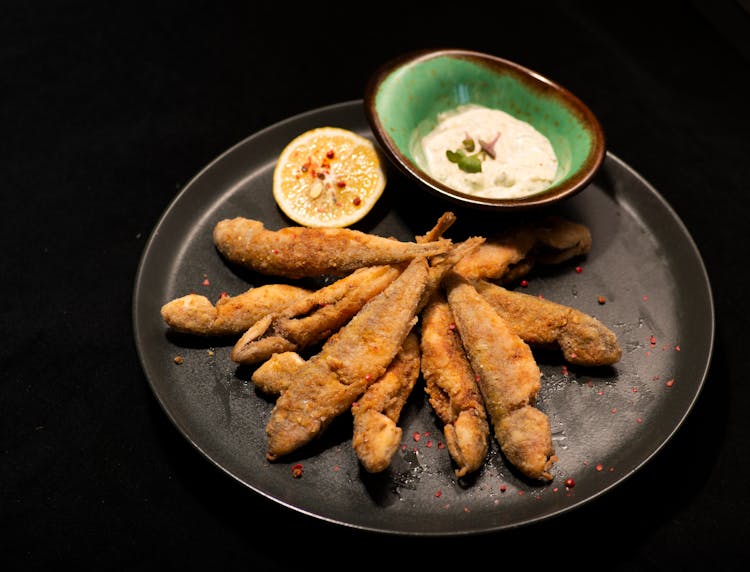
[273,127,386,228]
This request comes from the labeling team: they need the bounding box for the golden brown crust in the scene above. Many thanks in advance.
[420,290,489,477]
[266,257,430,461]
[250,351,305,396]
[231,265,402,364]
[474,280,622,366]
[452,215,591,282]
[445,272,556,481]
[160,283,310,336]
[213,217,451,279]
[497,406,558,481]
[351,331,421,473]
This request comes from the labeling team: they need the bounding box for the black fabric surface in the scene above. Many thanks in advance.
[3,1,749,569]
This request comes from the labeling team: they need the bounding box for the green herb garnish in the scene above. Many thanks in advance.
[446,148,482,173]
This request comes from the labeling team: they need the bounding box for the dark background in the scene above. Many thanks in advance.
[3,1,749,569]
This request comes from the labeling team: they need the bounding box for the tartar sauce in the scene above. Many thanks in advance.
[417,104,558,199]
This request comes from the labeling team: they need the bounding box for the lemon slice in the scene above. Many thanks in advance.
[273,127,386,228]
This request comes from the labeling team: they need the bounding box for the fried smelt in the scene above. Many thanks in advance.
[445,272,557,481]
[231,265,403,364]
[213,217,451,279]
[452,215,592,282]
[474,280,622,366]
[351,331,421,473]
[265,257,430,461]
[250,351,305,396]
[420,290,489,478]
[160,284,310,336]
[413,212,486,311]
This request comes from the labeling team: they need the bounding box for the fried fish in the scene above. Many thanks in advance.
[420,289,490,478]
[351,331,421,473]
[230,264,403,364]
[213,217,451,279]
[265,256,430,461]
[160,283,310,336]
[474,280,622,366]
[452,215,591,282]
[445,272,557,481]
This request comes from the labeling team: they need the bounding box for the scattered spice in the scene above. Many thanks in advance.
[597,295,606,304]
[520,279,529,288]
[173,355,184,365]
[291,463,304,478]
[575,265,583,273]
[665,378,675,388]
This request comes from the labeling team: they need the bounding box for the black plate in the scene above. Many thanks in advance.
[132,100,714,535]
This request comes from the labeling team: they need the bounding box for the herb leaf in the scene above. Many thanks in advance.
[446,149,482,173]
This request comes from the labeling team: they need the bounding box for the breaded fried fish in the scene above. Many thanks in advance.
[250,351,305,396]
[232,213,463,365]
[352,330,421,473]
[453,215,591,282]
[160,283,310,336]
[213,217,451,279]
[474,280,622,366]
[231,264,403,364]
[420,290,489,478]
[445,272,557,481]
[265,256,430,461]
[347,221,485,472]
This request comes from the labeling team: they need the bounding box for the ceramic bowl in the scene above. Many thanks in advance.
[364,49,605,210]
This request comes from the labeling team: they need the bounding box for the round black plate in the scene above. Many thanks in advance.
[133,100,714,535]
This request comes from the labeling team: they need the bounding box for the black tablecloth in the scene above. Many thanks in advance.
[3,1,749,569]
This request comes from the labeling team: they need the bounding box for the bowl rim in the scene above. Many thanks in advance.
[364,48,606,210]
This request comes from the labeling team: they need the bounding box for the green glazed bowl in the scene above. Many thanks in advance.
[364,49,605,210]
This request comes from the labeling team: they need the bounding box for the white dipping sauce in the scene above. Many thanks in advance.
[419,104,558,199]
